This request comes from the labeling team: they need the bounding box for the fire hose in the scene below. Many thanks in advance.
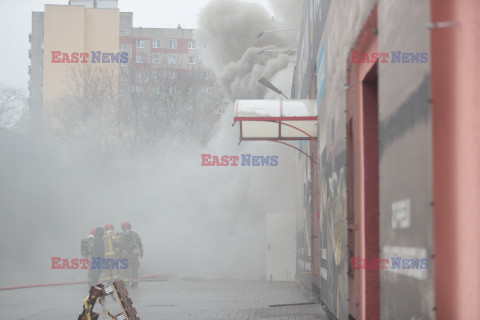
[0,274,164,291]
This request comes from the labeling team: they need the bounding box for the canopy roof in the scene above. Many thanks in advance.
[233,99,318,141]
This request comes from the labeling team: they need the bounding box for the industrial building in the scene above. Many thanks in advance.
[287,1,479,319]
[231,0,478,318]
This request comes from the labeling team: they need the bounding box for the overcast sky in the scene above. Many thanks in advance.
[0,0,272,91]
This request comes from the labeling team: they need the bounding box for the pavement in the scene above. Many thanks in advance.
[0,278,327,319]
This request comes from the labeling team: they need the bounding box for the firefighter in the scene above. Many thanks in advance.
[89,227,104,285]
[81,229,95,258]
[86,228,96,285]
[120,221,143,287]
[103,223,121,284]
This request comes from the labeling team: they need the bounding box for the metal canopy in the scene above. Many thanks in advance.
[232,99,318,165]
[233,99,317,141]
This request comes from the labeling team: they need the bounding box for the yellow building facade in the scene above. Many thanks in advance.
[42,4,119,114]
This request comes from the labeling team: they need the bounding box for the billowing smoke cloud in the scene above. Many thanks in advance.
[219,46,292,99]
[1,111,296,284]
[196,0,301,100]
[0,0,303,287]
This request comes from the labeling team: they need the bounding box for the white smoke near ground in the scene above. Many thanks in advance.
[136,111,295,279]
[0,113,295,284]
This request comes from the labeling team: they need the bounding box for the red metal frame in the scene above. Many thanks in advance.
[233,120,318,165]
[233,100,318,165]
[345,5,380,319]
[271,140,318,166]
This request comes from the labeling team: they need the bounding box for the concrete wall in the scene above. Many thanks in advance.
[294,0,434,318]
[42,5,119,112]
[315,1,378,318]
[294,142,313,288]
[377,1,433,318]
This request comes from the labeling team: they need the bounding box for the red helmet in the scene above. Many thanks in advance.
[105,223,114,232]
[90,228,96,236]
[121,221,131,230]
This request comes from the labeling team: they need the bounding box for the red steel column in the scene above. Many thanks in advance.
[345,6,379,318]
[431,0,480,318]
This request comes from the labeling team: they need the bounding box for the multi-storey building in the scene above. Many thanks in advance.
[29,12,45,120]
[28,0,218,124]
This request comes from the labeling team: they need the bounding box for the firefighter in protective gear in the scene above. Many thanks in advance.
[81,229,95,257]
[86,228,96,285]
[103,223,121,284]
[120,221,143,287]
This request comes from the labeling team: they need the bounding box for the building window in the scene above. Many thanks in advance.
[120,62,126,67]
[188,56,197,64]
[168,55,177,64]
[119,45,127,52]
[153,40,161,48]
[152,55,161,64]
[136,55,144,63]
[169,40,177,49]
[188,41,196,49]
[136,40,144,48]
[169,71,176,79]
[120,31,127,36]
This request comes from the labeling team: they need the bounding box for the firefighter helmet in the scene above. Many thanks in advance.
[105,223,114,232]
[121,221,131,230]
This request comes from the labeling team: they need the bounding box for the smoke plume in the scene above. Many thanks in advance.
[197,0,301,100]
[0,0,303,286]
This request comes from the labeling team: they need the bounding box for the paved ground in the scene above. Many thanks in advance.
[0,278,327,319]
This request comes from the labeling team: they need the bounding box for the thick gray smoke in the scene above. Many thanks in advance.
[219,47,292,99]
[196,0,301,100]
[0,0,302,286]
[1,115,295,284]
